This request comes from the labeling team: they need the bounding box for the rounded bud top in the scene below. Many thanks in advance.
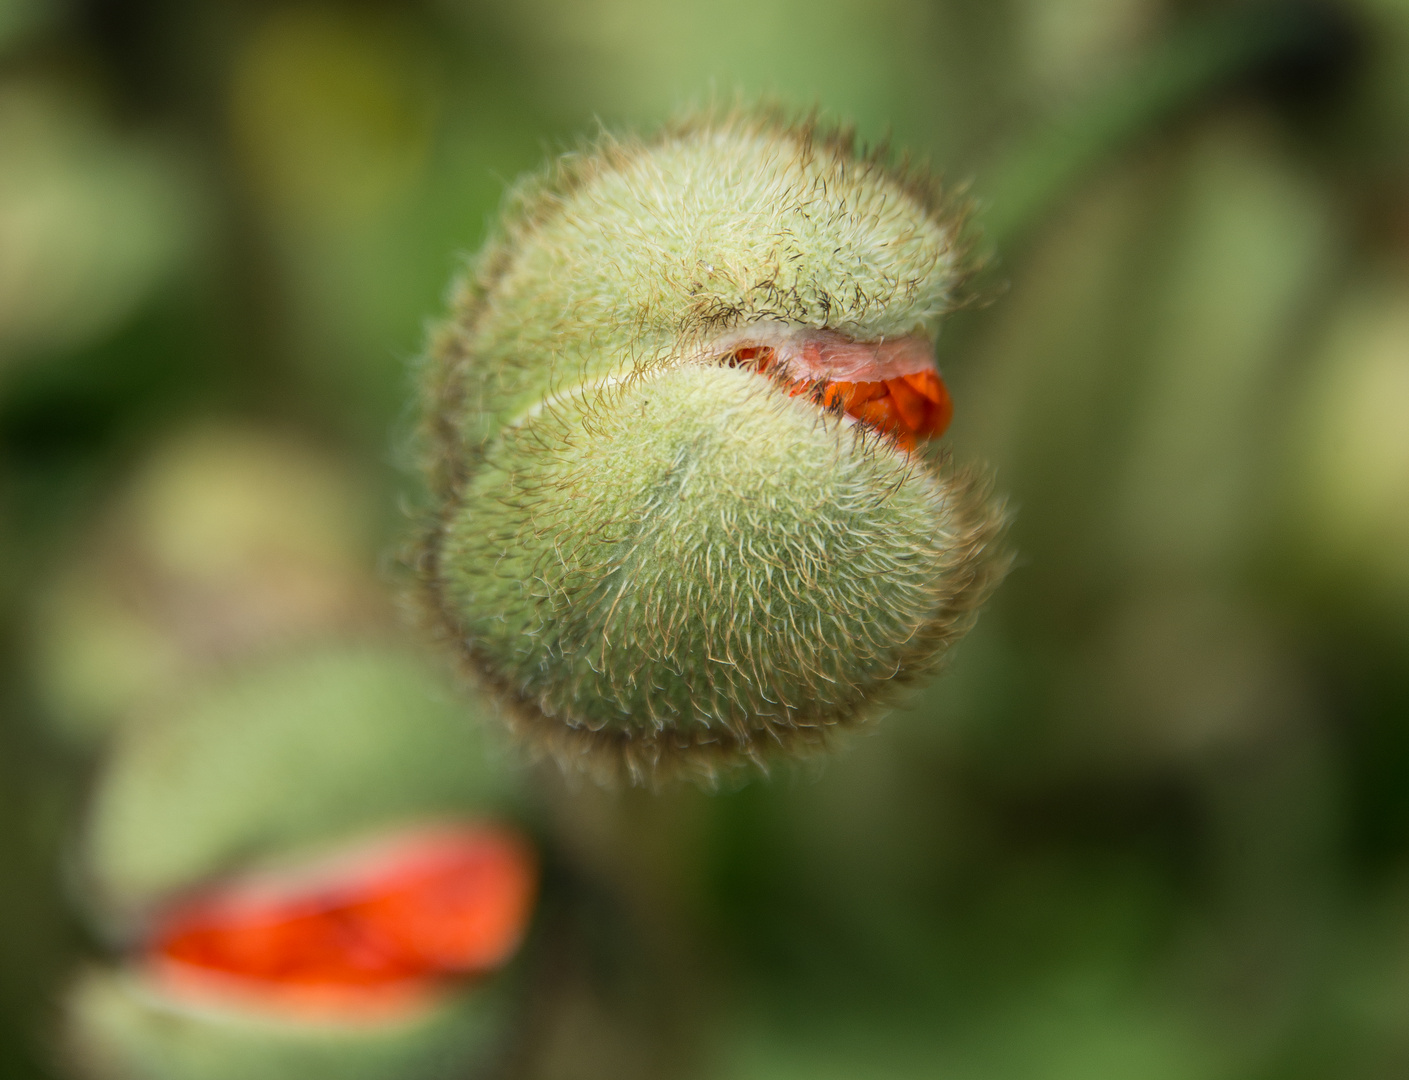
[427,111,969,476]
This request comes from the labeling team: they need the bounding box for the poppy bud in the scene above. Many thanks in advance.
[66,828,535,1080]
[419,112,1008,781]
[64,647,536,1080]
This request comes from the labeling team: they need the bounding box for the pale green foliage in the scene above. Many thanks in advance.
[65,968,503,1080]
[421,112,1006,780]
[83,646,519,920]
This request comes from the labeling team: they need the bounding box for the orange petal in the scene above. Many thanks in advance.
[884,377,931,434]
[849,380,889,405]
[822,381,882,410]
[901,369,943,404]
[350,831,537,971]
[150,825,538,993]
[849,395,902,433]
[900,369,953,438]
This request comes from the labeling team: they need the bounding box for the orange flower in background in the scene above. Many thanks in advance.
[146,824,537,1017]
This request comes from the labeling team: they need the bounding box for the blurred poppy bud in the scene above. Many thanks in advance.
[66,826,535,1080]
[418,112,1008,780]
[63,646,537,1080]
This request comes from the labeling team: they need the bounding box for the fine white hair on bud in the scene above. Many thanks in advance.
[417,109,1009,782]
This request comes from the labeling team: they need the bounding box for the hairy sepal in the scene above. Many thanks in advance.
[423,112,969,487]
[428,366,1005,782]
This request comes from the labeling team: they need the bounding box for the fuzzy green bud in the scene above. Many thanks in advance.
[420,112,1007,779]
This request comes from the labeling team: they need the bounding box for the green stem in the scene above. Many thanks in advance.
[980,2,1339,258]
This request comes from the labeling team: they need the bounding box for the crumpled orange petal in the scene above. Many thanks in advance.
[146,824,537,1014]
[815,368,952,449]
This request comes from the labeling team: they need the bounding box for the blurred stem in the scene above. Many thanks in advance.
[981,1,1346,257]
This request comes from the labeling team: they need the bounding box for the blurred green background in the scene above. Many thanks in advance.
[3,0,1409,1077]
